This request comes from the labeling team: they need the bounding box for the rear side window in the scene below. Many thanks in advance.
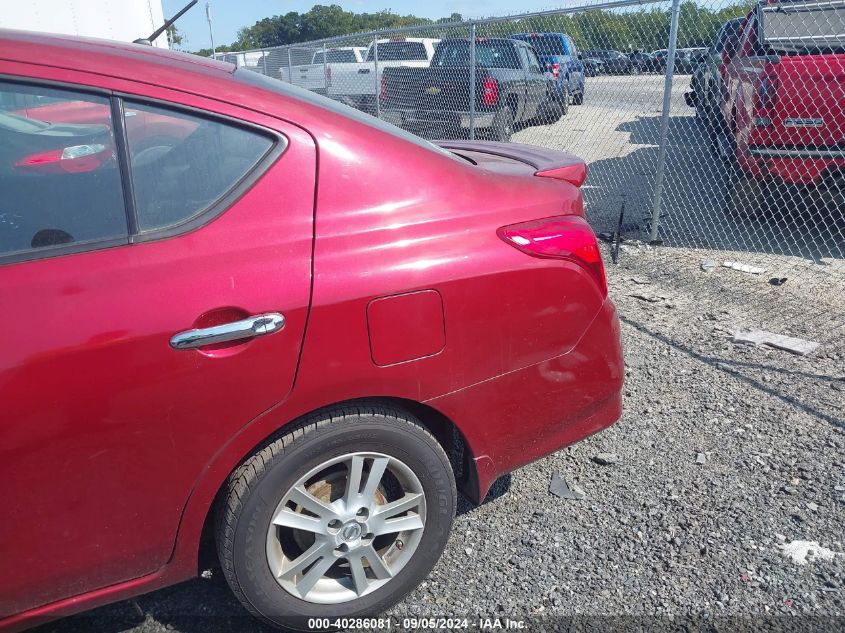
[124,102,274,232]
[514,35,567,56]
[0,82,127,259]
[325,50,358,63]
[433,40,521,69]
[366,42,428,62]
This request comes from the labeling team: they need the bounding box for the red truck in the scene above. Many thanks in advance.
[720,0,845,214]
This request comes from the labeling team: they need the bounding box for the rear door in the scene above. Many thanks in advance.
[0,75,315,616]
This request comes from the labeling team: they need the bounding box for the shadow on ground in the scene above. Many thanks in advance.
[584,114,845,262]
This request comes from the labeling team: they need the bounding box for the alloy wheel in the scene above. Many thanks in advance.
[266,452,426,604]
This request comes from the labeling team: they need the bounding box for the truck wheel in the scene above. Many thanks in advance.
[216,404,456,630]
[558,86,569,116]
[726,169,766,218]
[491,107,514,142]
[572,88,584,106]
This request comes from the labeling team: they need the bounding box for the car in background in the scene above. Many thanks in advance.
[1,28,623,631]
[381,37,560,141]
[684,17,745,129]
[279,46,367,94]
[579,53,605,76]
[510,32,585,105]
[217,50,268,69]
[719,2,845,214]
[675,47,708,73]
[628,50,657,73]
[580,49,634,74]
[325,37,440,112]
[651,49,669,73]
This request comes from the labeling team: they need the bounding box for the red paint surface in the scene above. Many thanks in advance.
[367,290,446,366]
[0,30,623,629]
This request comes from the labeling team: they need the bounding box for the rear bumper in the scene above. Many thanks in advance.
[749,146,845,160]
[744,145,845,185]
[382,109,496,130]
[428,297,624,503]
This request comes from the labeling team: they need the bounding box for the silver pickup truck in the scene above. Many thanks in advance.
[280,47,367,94]
[326,38,440,112]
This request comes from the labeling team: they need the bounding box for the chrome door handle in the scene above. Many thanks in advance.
[170,313,285,350]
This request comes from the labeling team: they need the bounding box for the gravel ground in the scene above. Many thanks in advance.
[37,246,845,633]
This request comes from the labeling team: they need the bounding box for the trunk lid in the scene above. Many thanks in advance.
[771,55,845,147]
[436,140,587,187]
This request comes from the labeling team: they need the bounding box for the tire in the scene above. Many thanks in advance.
[558,85,569,116]
[572,87,584,106]
[490,106,514,142]
[726,168,766,217]
[216,404,456,631]
[712,116,737,165]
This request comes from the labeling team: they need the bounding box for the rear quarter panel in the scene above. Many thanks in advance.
[289,121,608,462]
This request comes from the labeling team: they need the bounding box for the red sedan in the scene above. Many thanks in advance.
[0,30,623,631]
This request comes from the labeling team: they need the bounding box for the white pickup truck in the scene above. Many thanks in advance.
[280,47,367,94]
[326,38,440,112]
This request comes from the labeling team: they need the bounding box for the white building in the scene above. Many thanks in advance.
[0,0,169,47]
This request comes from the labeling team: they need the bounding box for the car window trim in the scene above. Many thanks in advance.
[111,96,140,237]
[112,92,288,244]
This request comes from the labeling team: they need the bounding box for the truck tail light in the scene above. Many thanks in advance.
[14,143,110,174]
[754,65,779,112]
[497,215,607,296]
[380,75,388,102]
[549,62,561,79]
[325,65,332,85]
[482,77,499,106]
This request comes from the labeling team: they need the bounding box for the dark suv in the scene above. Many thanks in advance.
[581,49,634,74]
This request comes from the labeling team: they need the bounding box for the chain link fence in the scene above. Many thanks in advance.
[229,0,845,349]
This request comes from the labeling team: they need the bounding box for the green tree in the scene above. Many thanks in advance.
[166,24,183,48]
[192,1,755,57]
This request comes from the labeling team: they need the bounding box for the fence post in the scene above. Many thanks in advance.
[287,47,293,84]
[469,22,477,140]
[373,38,380,119]
[261,49,268,75]
[649,0,682,244]
[322,43,328,93]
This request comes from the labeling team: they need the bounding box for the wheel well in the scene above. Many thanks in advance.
[195,396,477,575]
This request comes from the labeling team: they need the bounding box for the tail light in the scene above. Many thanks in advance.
[754,65,779,111]
[325,65,332,86]
[14,143,111,174]
[497,215,607,296]
[549,62,561,79]
[379,75,388,102]
[482,76,499,106]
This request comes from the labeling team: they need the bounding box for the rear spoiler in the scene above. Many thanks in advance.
[435,140,587,187]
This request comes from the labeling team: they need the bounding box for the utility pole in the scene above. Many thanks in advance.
[206,2,216,59]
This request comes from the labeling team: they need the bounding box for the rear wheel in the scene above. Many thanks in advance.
[216,404,456,630]
[726,168,766,217]
[490,106,514,142]
[558,85,569,116]
[572,86,584,106]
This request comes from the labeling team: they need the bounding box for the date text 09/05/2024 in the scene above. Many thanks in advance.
[307,618,528,630]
